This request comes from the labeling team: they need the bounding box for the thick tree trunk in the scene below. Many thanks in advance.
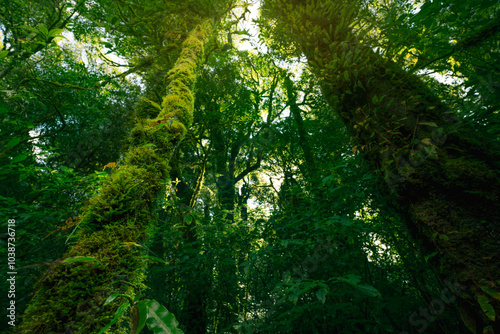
[262,0,500,331]
[15,24,209,333]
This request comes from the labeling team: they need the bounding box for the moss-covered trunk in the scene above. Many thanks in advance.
[15,23,209,334]
[262,0,500,331]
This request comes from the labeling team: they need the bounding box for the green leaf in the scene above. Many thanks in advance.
[143,299,184,334]
[104,294,125,306]
[413,2,435,23]
[357,284,381,297]
[155,122,167,129]
[478,295,495,321]
[133,294,145,303]
[418,122,438,127]
[19,25,40,34]
[38,24,49,37]
[6,138,20,148]
[424,251,438,262]
[48,28,64,38]
[12,154,28,163]
[135,300,149,334]
[184,215,192,223]
[98,301,130,334]
[316,288,327,304]
[481,286,500,301]
[338,274,361,285]
[0,50,9,59]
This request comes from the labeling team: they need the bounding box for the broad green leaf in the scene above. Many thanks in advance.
[478,295,495,321]
[6,138,20,147]
[0,50,8,59]
[134,300,149,334]
[357,284,381,297]
[104,294,125,306]
[98,301,130,334]
[316,288,327,304]
[37,24,49,37]
[143,299,184,334]
[481,286,500,301]
[184,215,192,223]
[12,154,28,163]
[48,28,64,38]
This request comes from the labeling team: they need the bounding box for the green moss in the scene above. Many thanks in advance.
[16,223,147,333]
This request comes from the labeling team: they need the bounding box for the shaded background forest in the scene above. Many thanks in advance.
[1,0,499,333]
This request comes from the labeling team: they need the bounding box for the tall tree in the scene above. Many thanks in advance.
[13,12,215,333]
[260,0,500,331]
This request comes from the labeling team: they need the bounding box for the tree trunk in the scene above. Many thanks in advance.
[15,23,209,333]
[169,152,209,333]
[262,0,500,331]
[284,75,318,182]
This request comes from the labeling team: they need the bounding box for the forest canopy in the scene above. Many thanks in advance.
[1,0,499,333]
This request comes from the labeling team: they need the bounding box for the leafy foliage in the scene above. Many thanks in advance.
[1,0,499,333]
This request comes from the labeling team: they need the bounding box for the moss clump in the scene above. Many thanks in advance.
[16,224,147,334]
[81,162,165,232]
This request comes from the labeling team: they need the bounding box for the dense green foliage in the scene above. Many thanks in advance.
[1,0,499,333]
